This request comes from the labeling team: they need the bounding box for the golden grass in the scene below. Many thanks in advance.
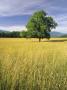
[0,38,67,90]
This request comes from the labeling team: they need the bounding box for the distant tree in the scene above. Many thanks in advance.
[10,31,20,37]
[20,31,27,38]
[0,31,21,38]
[26,10,57,41]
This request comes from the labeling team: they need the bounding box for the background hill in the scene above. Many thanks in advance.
[60,34,67,38]
[50,31,65,37]
[0,30,10,32]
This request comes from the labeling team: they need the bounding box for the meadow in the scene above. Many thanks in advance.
[0,38,67,90]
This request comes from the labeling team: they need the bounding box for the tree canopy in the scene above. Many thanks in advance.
[26,10,57,41]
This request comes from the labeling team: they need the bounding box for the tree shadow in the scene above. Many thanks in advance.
[44,39,67,42]
[30,38,67,42]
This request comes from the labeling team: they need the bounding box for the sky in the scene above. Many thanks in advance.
[0,0,67,33]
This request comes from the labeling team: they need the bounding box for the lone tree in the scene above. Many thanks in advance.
[26,10,57,42]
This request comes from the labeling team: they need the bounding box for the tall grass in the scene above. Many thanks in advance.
[0,38,67,90]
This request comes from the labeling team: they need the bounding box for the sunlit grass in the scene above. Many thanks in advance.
[0,38,67,90]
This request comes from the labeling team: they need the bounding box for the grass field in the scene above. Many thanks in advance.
[0,38,67,90]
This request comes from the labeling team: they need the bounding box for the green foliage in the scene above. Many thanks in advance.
[20,31,27,38]
[0,31,21,38]
[26,10,57,41]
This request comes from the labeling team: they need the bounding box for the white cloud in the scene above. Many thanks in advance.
[0,25,27,31]
[52,14,67,33]
[54,26,67,33]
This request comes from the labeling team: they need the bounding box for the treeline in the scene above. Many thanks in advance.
[0,31,38,38]
[0,31,21,38]
[0,30,50,38]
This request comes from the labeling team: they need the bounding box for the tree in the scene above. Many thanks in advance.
[26,10,57,42]
[20,31,27,38]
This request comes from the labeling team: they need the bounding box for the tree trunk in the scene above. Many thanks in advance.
[39,38,41,42]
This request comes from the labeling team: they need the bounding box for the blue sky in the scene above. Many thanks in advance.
[0,0,67,32]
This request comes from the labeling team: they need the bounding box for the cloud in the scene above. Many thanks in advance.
[53,14,67,33]
[0,0,67,16]
[0,0,67,33]
[0,25,27,31]
[0,0,44,16]
[54,26,67,33]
